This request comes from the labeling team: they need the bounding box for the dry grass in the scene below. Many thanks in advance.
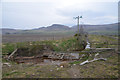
[2,53,118,78]
[2,34,72,43]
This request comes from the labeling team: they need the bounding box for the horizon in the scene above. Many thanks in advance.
[2,0,118,29]
[1,22,118,30]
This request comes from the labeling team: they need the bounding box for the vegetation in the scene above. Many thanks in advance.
[88,35,118,48]
[2,34,118,78]
[2,37,84,55]
[2,34,118,55]
[2,53,118,78]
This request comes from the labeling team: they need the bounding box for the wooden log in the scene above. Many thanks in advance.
[8,49,18,59]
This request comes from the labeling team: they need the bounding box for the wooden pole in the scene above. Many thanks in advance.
[78,16,80,36]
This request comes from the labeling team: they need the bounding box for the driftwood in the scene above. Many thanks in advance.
[3,63,11,67]
[8,49,18,59]
[80,58,107,65]
[60,54,64,59]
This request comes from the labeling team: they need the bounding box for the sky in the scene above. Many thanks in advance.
[1,0,119,29]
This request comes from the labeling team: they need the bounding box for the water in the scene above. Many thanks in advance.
[70,53,79,59]
[85,41,90,49]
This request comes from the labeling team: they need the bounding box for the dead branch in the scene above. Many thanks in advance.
[8,49,18,59]
[80,58,107,65]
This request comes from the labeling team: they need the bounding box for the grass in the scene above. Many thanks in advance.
[3,34,118,54]
[2,34,118,78]
[2,53,118,78]
[2,36,85,55]
[3,71,21,77]
[2,43,15,54]
[88,35,118,48]
[69,61,82,65]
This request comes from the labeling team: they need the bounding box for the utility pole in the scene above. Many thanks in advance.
[73,16,83,50]
[74,16,83,38]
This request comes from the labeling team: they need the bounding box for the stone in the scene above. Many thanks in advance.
[50,70,53,72]
[60,66,63,68]
[73,64,76,66]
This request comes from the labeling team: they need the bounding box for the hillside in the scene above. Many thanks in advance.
[1,23,118,35]
[1,28,21,34]
[72,23,118,35]
[46,24,71,31]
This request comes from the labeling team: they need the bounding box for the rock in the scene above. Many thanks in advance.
[60,66,63,68]
[74,74,77,77]
[73,64,76,66]
[60,62,70,68]
[50,70,53,72]
[32,73,35,76]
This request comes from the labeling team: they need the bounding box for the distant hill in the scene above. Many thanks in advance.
[1,23,118,35]
[1,28,22,34]
[33,24,70,31]
[72,23,118,35]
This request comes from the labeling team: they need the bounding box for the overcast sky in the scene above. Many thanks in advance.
[2,0,119,29]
